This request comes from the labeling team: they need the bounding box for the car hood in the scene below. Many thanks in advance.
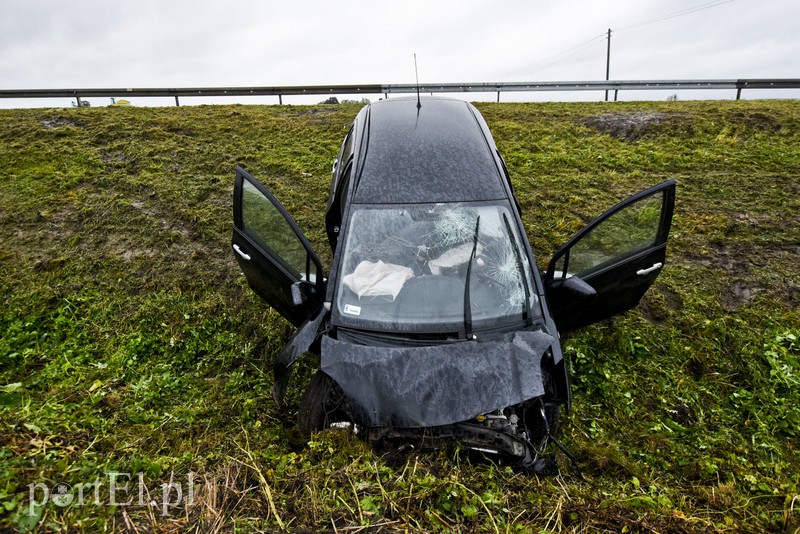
[321,329,555,428]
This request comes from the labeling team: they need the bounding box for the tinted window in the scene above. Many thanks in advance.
[242,179,313,281]
[562,191,664,277]
[340,126,354,163]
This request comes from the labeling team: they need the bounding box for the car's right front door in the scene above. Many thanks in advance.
[544,180,676,332]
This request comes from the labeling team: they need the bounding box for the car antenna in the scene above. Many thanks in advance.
[414,53,422,110]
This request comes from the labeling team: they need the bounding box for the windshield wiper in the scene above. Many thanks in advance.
[464,216,481,340]
[503,213,531,325]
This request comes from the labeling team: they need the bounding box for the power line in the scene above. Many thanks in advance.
[605,0,735,92]
[615,0,735,32]
[506,0,736,79]
[505,33,607,77]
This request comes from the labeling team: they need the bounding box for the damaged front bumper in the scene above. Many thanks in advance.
[321,329,556,428]
[369,421,530,461]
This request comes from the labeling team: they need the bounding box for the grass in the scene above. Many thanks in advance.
[0,99,798,532]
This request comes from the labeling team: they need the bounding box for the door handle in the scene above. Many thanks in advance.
[636,262,662,276]
[233,244,251,261]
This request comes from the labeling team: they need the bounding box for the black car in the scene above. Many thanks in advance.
[231,96,675,469]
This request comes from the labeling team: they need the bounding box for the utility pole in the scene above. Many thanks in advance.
[605,28,612,102]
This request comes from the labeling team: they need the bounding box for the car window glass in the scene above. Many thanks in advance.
[567,191,664,276]
[341,126,354,162]
[241,179,308,280]
[333,127,354,179]
[337,163,352,220]
[335,202,539,330]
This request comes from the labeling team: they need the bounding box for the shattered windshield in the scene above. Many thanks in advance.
[334,202,539,332]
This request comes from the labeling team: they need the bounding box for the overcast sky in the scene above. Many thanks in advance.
[1,0,798,107]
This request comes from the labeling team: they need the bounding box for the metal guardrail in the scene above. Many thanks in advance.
[1,79,798,105]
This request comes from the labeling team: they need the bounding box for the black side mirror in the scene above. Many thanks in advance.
[545,275,597,306]
[291,281,314,306]
[545,275,597,334]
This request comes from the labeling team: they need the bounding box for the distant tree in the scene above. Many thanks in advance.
[340,98,372,105]
[320,97,339,105]
[666,94,678,102]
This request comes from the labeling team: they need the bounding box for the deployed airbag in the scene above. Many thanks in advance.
[321,329,554,428]
[343,260,414,301]
[428,242,483,275]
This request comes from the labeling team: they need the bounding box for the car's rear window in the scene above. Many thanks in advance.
[334,202,540,333]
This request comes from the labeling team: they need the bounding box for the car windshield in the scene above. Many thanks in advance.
[334,202,539,333]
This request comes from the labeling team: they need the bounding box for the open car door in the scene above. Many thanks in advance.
[232,167,325,327]
[544,180,676,333]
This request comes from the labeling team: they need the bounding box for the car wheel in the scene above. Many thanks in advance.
[526,402,561,446]
[298,370,350,436]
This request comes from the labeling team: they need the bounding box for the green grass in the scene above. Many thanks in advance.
[1,99,798,532]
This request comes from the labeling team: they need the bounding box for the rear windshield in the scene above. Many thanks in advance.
[334,202,540,333]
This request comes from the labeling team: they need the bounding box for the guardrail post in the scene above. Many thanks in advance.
[736,88,742,100]
[175,96,180,106]
[279,95,283,105]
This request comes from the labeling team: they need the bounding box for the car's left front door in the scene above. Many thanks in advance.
[232,167,325,326]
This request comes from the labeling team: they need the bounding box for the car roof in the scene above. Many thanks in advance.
[352,97,508,205]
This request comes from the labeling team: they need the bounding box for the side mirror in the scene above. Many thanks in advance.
[291,281,314,306]
[545,275,597,305]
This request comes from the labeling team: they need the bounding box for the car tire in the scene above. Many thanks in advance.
[526,402,561,446]
[298,370,350,436]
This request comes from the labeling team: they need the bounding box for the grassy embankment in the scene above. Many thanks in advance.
[0,100,798,531]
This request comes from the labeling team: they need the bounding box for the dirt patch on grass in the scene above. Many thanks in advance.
[720,280,762,311]
[729,111,782,133]
[681,238,799,311]
[685,241,755,275]
[583,112,687,141]
[101,149,141,174]
[638,285,683,323]
[41,117,86,129]
[774,284,800,308]
[291,107,337,116]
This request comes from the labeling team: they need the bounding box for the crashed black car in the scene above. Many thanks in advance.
[231,96,675,469]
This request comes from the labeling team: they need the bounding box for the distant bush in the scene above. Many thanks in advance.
[319,97,371,105]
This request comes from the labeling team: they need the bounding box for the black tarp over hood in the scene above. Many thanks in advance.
[321,329,555,428]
